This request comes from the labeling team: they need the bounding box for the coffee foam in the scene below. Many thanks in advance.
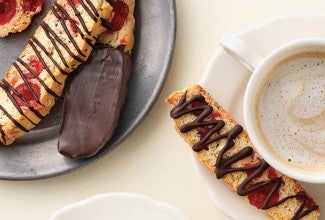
[256,51,325,174]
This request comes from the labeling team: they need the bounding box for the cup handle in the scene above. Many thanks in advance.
[220,34,264,72]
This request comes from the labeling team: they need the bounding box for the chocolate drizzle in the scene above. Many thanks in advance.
[29,38,69,75]
[67,0,91,35]
[12,62,42,105]
[0,105,29,133]
[0,0,104,142]
[0,81,37,126]
[78,0,98,21]
[51,6,86,57]
[0,126,5,144]
[17,58,61,99]
[28,39,62,84]
[85,0,99,17]
[41,23,85,64]
[54,3,84,37]
[170,92,319,219]
[1,79,44,120]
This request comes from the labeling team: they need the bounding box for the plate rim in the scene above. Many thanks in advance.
[0,0,177,181]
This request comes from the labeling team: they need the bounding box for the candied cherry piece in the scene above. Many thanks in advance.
[190,100,207,116]
[243,162,255,176]
[110,0,129,32]
[243,162,263,177]
[55,6,79,33]
[30,57,44,74]
[69,19,79,33]
[210,111,220,120]
[120,38,127,45]
[24,57,44,79]
[267,167,278,179]
[198,126,213,139]
[0,0,17,25]
[248,182,279,209]
[23,0,44,13]
[71,0,80,6]
[13,82,40,107]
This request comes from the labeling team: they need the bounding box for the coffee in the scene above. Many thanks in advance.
[255,51,325,174]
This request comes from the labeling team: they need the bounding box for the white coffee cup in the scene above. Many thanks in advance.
[221,36,325,183]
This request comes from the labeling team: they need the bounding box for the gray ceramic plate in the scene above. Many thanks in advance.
[0,0,176,180]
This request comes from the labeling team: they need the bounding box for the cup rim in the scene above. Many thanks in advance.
[244,37,325,183]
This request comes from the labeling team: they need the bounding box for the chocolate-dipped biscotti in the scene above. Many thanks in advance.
[0,0,113,145]
[0,0,45,37]
[58,0,135,159]
[166,85,320,220]
[58,45,132,159]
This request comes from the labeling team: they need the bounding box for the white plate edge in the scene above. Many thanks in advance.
[49,192,189,220]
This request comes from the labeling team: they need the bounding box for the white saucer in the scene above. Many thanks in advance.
[195,13,325,220]
[49,193,189,220]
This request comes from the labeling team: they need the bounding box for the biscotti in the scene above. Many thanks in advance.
[0,0,113,145]
[98,0,135,53]
[0,0,45,37]
[166,85,320,220]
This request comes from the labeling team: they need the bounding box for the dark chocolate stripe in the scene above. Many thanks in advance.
[292,195,319,219]
[12,62,42,105]
[170,92,319,220]
[41,23,85,63]
[84,0,99,17]
[28,39,62,85]
[78,0,98,22]
[67,0,91,35]
[85,38,95,47]
[54,2,85,38]
[0,82,36,125]
[29,38,69,76]
[2,79,44,119]
[51,5,86,57]
[40,23,69,68]
[0,105,28,132]
[237,161,318,216]
[17,58,61,99]
[237,160,282,209]
[171,94,221,135]
[101,18,112,29]
[0,126,6,144]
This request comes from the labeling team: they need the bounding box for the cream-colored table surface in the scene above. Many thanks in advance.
[1,1,325,219]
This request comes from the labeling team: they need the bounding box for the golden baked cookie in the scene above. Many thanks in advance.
[0,0,45,37]
[166,85,320,220]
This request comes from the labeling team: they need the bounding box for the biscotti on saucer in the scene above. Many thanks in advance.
[0,0,113,145]
[0,0,45,37]
[166,85,320,220]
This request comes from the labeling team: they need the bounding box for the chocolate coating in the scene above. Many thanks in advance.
[58,46,132,159]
